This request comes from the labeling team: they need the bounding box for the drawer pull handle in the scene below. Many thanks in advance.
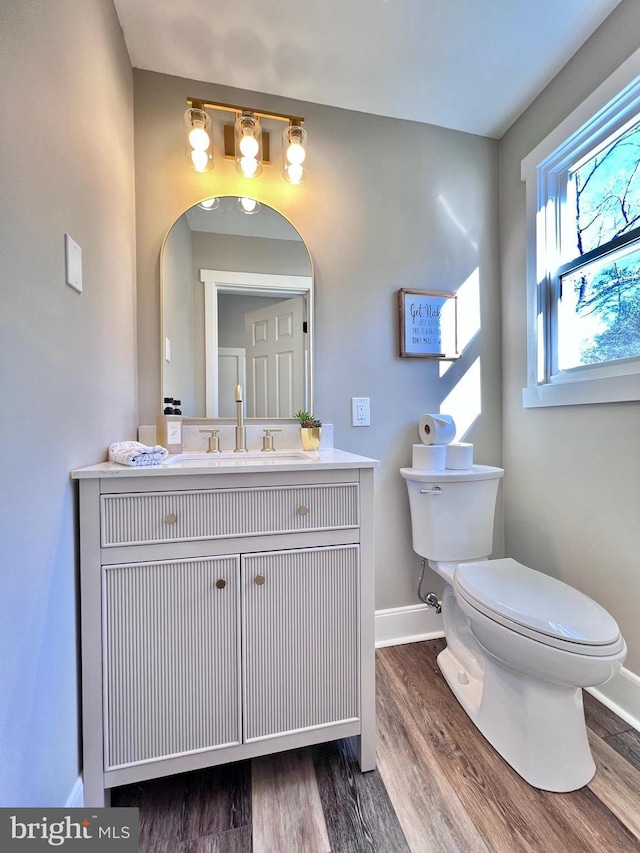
[165,513,177,525]
[297,505,310,516]
[255,575,265,586]
[215,579,226,590]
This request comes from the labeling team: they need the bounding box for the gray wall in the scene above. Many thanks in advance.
[218,295,283,348]
[191,232,310,276]
[134,70,503,615]
[0,0,136,805]
[499,0,640,672]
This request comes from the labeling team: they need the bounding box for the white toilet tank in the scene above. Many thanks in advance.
[400,464,504,562]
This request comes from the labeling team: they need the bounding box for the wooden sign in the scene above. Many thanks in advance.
[398,288,459,359]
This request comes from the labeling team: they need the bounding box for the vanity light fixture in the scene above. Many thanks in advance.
[185,98,307,184]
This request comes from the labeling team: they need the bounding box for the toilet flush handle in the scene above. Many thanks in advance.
[420,486,442,495]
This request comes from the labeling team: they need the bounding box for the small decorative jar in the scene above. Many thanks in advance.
[295,410,322,451]
[300,427,322,451]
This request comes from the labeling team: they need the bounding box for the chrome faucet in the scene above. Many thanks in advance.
[234,385,247,452]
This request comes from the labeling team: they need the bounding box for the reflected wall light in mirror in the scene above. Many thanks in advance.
[161,197,313,420]
[184,98,307,183]
[198,197,219,210]
[238,197,260,214]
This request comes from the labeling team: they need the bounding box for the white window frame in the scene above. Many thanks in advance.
[521,48,640,408]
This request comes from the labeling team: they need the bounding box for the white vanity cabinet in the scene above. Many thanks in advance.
[73,454,376,807]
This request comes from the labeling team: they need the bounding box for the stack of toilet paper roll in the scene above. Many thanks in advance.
[412,414,474,471]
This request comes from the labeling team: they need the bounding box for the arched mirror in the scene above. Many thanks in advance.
[162,196,313,418]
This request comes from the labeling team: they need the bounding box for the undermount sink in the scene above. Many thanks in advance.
[163,450,315,465]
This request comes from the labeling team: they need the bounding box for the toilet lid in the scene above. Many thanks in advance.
[454,558,621,647]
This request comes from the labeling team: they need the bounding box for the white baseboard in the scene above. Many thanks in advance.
[375,603,444,648]
[66,776,84,808]
[587,666,640,733]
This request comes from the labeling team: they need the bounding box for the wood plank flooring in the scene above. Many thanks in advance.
[112,640,640,852]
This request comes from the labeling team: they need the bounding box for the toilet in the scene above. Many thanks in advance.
[400,463,626,792]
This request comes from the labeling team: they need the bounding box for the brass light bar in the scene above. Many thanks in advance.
[187,97,304,126]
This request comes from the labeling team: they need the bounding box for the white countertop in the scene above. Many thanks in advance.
[71,448,379,479]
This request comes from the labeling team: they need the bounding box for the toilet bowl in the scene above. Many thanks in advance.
[400,464,626,792]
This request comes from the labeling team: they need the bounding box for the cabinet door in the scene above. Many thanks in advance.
[103,556,240,769]
[242,545,359,742]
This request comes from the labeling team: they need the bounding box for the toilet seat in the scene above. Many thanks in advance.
[454,558,624,656]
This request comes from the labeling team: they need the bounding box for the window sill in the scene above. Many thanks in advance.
[523,372,640,408]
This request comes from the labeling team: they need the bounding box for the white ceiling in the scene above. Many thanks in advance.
[113,0,622,139]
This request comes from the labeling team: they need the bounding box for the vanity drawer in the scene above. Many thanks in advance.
[101,483,359,547]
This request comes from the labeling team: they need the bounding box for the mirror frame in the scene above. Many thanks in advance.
[201,268,313,417]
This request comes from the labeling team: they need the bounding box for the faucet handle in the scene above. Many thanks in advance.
[200,428,220,453]
[261,428,282,452]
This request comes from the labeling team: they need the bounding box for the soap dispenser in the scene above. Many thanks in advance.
[156,397,183,453]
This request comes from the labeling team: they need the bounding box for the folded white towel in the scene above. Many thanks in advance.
[109,441,169,467]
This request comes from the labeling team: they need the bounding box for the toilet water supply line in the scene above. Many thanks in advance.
[418,559,442,614]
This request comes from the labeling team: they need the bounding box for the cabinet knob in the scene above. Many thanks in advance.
[254,575,265,586]
[297,505,309,516]
[165,513,177,525]
[215,578,226,590]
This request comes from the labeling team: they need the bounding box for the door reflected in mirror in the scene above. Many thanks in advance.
[162,197,313,418]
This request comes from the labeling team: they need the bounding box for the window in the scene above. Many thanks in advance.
[521,52,640,407]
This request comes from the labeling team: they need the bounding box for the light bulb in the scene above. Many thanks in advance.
[188,123,210,151]
[239,134,259,158]
[286,163,304,185]
[191,149,209,172]
[240,156,259,178]
[286,142,306,166]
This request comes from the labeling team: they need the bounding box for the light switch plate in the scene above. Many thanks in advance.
[351,397,370,426]
[64,233,82,293]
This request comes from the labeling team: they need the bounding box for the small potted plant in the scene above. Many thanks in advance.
[294,410,322,451]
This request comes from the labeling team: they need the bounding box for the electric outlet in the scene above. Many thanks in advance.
[351,397,370,426]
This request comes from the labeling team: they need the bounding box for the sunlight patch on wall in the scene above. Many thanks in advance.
[441,357,482,439]
[439,267,480,377]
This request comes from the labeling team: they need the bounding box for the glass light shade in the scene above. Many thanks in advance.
[238,197,260,214]
[283,124,307,184]
[198,197,220,210]
[235,113,263,178]
[184,107,213,172]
